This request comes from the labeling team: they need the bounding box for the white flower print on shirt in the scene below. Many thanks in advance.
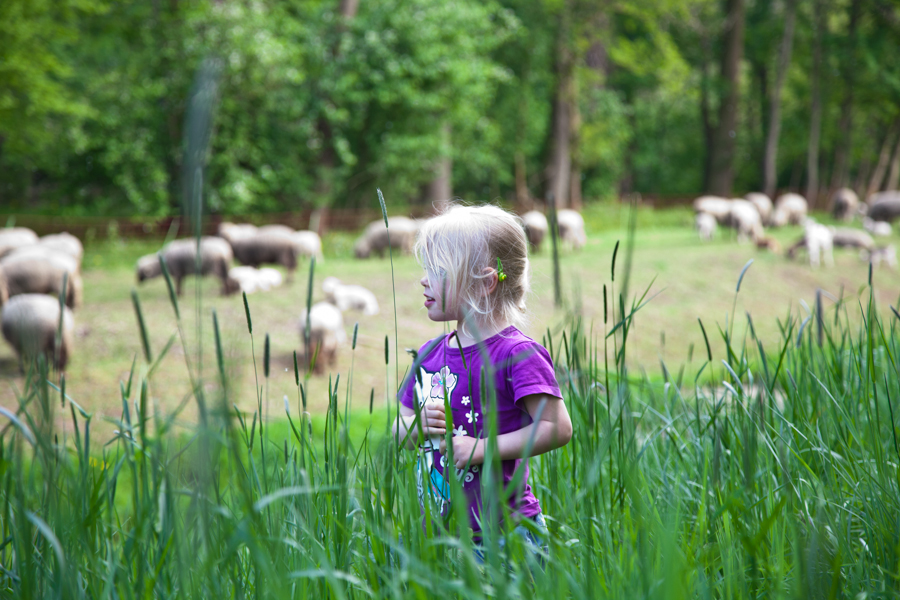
[453,425,466,437]
[466,409,479,424]
[461,395,470,406]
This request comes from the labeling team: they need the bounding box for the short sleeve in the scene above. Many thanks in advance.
[506,341,562,406]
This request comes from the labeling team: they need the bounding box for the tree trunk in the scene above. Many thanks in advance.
[806,0,824,207]
[853,153,872,199]
[752,60,768,183]
[763,0,797,198]
[569,73,582,209]
[706,0,746,196]
[426,123,452,211]
[886,133,900,191]
[338,0,359,19]
[829,0,860,193]
[545,3,573,207]
[700,47,714,194]
[514,151,529,208]
[866,123,899,198]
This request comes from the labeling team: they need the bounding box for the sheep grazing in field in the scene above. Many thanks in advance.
[522,211,549,251]
[0,249,83,308]
[136,237,235,296]
[227,266,283,294]
[787,220,833,267]
[693,196,732,224]
[726,200,764,243]
[354,217,419,259]
[228,233,298,277]
[695,212,717,241]
[863,217,892,237]
[292,230,323,261]
[744,192,773,224]
[866,192,900,223]
[830,188,859,221]
[299,302,346,373]
[770,193,808,227]
[0,227,39,259]
[1,294,74,371]
[38,232,83,266]
[556,209,587,250]
[831,227,875,252]
[322,276,379,316]
[258,224,296,237]
[218,222,259,244]
[865,244,897,269]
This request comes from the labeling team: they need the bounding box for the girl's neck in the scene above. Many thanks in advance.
[451,318,511,348]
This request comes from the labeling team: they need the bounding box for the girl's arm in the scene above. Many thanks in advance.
[395,403,447,450]
[443,394,572,469]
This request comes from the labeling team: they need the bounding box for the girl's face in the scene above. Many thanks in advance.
[420,267,460,323]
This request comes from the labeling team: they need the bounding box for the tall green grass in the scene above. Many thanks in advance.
[1,245,900,598]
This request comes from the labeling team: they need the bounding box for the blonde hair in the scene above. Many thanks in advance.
[415,203,530,334]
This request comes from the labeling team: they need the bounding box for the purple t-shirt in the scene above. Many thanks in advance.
[399,326,562,534]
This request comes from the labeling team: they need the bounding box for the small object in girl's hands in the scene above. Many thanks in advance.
[497,257,507,282]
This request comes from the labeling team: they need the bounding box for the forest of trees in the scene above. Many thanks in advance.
[1,0,899,216]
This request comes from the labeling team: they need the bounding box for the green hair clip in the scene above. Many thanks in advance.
[496,258,507,282]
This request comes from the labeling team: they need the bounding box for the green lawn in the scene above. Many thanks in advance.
[2,205,897,440]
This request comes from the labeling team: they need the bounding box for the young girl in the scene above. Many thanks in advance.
[395,203,573,556]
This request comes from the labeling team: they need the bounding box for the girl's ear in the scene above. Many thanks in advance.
[481,267,499,295]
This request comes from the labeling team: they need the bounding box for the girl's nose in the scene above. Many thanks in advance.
[420,274,428,287]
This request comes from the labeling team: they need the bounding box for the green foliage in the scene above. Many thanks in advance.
[2,0,900,212]
[2,242,900,597]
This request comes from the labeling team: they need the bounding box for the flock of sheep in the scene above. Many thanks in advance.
[694,189,900,268]
[0,228,84,371]
[0,207,590,374]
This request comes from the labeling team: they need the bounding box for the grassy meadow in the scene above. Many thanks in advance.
[1,202,900,598]
[2,204,897,438]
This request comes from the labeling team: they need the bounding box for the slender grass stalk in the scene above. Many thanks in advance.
[377,188,400,395]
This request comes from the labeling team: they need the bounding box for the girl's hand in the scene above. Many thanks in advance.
[419,402,447,437]
[440,436,484,469]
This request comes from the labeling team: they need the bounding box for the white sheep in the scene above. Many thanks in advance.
[522,211,549,251]
[0,248,83,308]
[1,293,74,370]
[227,266,284,294]
[744,192,773,224]
[787,220,833,267]
[830,188,859,221]
[831,228,875,252]
[292,230,323,261]
[693,196,733,224]
[256,268,284,291]
[354,217,419,259]
[866,245,897,269]
[0,228,38,259]
[867,192,900,223]
[218,222,258,244]
[695,212,717,241]
[136,237,234,295]
[38,233,84,267]
[322,276,379,315]
[556,209,587,250]
[863,217,892,237]
[299,301,346,373]
[770,193,808,227]
[727,200,764,243]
